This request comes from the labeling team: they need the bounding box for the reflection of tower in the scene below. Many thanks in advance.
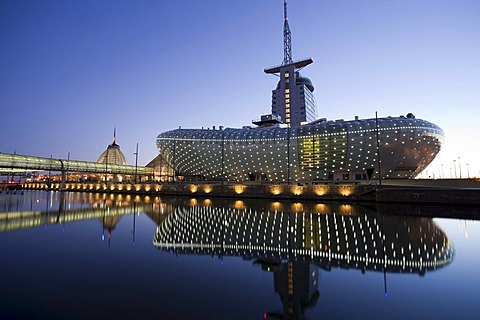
[262,260,319,319]
[100,214,122,248]
[264,0,317,128]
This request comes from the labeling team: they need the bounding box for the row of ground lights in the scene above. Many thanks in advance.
[24,182,355,196]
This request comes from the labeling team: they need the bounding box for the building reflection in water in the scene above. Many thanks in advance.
[0,192,456,319]
[152,198,454,320]
[0,192,142,238]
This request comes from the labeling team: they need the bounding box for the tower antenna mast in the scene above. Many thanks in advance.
[283,0,293,65]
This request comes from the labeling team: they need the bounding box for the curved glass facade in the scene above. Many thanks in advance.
[156,116,444,182]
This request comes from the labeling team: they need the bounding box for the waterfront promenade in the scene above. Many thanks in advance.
[18,178,480,206]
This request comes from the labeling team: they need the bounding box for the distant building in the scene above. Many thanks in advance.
[97,128,127,166]
[146,154,174,182]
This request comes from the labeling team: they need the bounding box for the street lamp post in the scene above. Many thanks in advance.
[453,160,457,178]
[67,152,70,182]
[458,157,462,179]
[48,155,52,187]
[172,138,176,183]
[134,143,139,184]
[375,111,382,185]
[105,151,108,183]
[221,129,225,185]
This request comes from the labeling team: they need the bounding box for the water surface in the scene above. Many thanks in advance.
[1,191,479,319]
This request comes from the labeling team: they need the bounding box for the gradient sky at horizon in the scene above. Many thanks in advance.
[1,0,479,177]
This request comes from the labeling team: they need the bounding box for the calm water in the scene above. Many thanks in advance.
[1,190,479,320]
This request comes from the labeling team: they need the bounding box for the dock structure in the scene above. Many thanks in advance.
[20,179,480,206]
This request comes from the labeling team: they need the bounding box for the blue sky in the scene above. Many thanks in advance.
[1,0,479,177]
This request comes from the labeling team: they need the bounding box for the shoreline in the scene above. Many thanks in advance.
[15,180,480,206]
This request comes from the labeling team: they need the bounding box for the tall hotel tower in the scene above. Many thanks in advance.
[264,0,317,127]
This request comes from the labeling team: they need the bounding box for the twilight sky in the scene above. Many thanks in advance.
[1,0,479,178]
